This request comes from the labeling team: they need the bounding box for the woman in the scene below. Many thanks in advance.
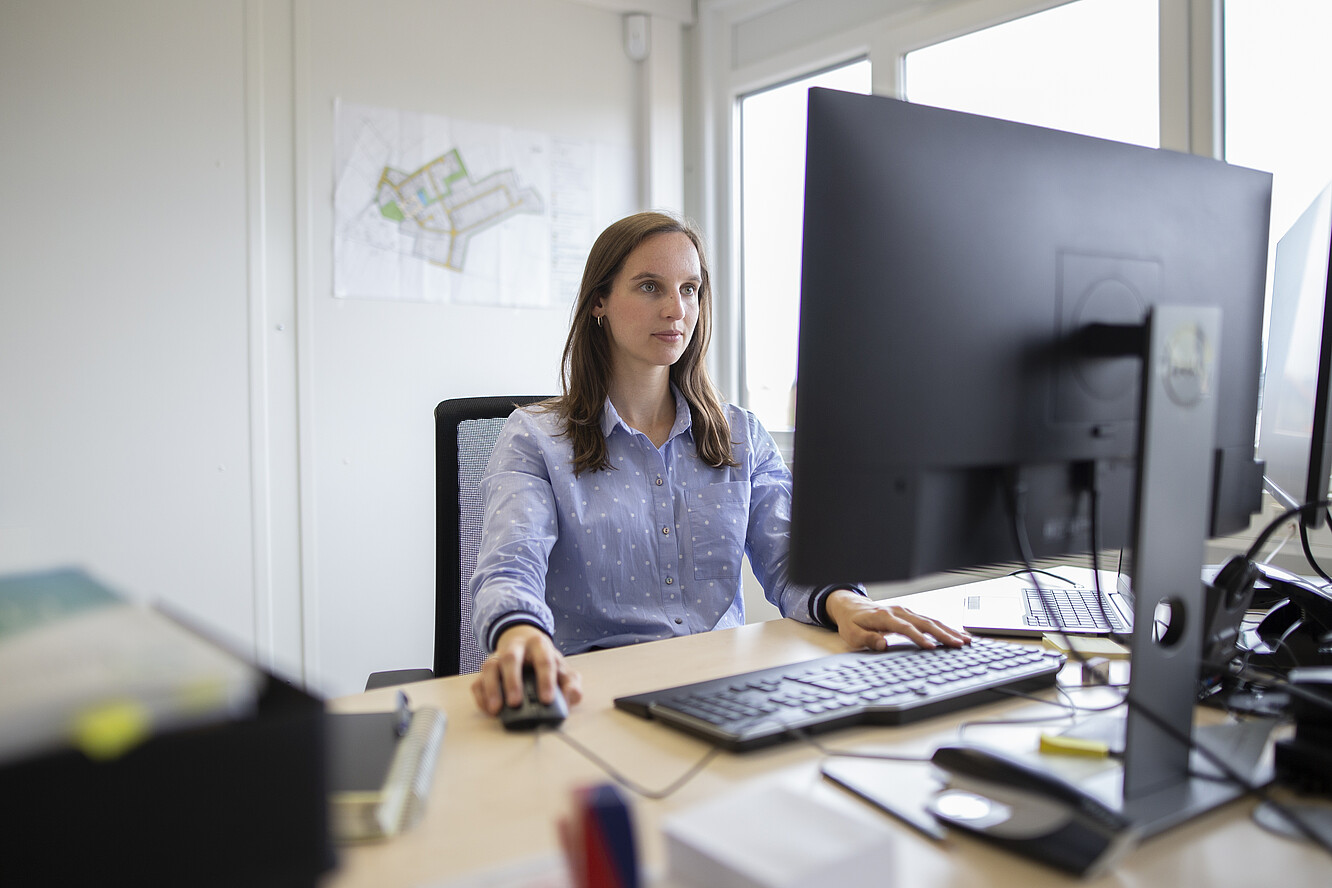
[470,211,968,717]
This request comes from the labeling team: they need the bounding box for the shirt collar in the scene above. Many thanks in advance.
[600,384,693,443]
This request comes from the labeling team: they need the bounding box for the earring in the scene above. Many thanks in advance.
[596,316,603,328]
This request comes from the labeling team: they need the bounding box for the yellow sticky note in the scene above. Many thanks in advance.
[1040,733,1110,758]
[1041,634,1130,660]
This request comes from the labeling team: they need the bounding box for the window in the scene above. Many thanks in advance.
[1224,0,1332,242]
[739,60,871,434]
[904,0,1159,148]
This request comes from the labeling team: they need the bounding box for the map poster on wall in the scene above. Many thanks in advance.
[333,100,598,307]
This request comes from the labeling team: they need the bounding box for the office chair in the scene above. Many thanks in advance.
[366,395,550,691]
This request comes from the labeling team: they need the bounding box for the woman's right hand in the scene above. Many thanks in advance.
[470,623,583,717]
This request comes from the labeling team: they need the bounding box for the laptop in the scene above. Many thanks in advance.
[959,568,1133,638]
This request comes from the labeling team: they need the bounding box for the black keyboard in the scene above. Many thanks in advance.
[1023,587,1129,633]
[613,638,1065,752]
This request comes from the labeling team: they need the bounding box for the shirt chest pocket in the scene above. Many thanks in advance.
[686,481,749,581]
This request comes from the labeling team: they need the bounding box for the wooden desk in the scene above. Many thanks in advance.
[323,611,1329,887]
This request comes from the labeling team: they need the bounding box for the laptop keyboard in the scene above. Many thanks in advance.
[1023,586,1129,633]
[613,638,1064,752]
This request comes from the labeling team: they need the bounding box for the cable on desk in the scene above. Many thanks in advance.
[540,726,723,801]
[953,686,1127,746]
[987,682,1128,716]
[1003,476,1332,856]
[955,712,1077,744]
[786,727,932,763]
[1002,681,1091,710]
[1054,692,1132,714]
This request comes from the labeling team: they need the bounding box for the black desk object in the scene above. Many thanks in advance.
[0,675,334,887]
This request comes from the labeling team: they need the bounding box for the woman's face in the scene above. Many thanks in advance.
[594,231,701,378]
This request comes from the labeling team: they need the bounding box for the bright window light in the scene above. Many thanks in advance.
[740,60,871,432]
[905,0,1159,148]
[1225,0,1332,240]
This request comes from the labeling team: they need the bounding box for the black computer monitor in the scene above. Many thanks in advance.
[789,89,1273,835]
[1257,184,1332,528]
[790,89,1271,585]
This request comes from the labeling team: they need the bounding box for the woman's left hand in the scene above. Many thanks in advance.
[824,589,971,652]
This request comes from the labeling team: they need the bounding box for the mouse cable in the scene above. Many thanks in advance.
[540,726,722,801]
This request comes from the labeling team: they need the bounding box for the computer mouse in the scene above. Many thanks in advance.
[927,744,1138,877]
[500,665,568,731]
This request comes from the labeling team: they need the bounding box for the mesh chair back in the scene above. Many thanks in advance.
[436,396,548,676]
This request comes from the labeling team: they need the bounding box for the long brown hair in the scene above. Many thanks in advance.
[550,211,736,475]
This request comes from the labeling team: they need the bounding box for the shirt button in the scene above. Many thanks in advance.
[655,477,664,486]
[674,617,683,625]
[662,526,670,535]
[665,577,674,585]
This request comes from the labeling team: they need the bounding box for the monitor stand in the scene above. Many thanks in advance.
[1080,304,1273,836]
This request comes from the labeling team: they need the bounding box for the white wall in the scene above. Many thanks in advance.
[0,0,258,650]
[0,0,690,697]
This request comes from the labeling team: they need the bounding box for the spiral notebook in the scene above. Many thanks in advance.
[326,702,446,842]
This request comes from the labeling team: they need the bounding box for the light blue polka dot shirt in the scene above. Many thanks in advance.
[471,386,850,655]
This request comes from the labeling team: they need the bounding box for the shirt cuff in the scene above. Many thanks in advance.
[486,613,551,653]
[811,584,868,629]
